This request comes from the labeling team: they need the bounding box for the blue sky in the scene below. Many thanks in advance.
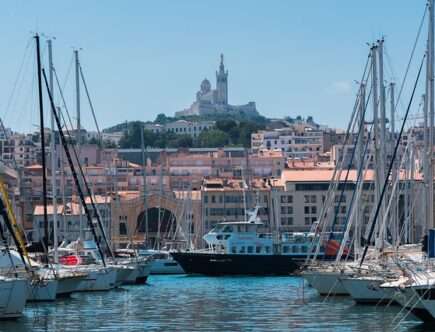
[0,1,428,133]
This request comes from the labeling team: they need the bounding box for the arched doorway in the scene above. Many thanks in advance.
[136,207,176,247]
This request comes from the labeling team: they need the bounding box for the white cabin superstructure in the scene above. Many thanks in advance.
[203,220,320,257]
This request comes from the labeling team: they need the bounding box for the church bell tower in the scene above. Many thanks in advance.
[216,54,228,104]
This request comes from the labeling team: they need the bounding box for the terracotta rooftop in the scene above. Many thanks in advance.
[203,178,270,191]
[280,168,423,183]
[25,164,42,170]
[34,202,82,216]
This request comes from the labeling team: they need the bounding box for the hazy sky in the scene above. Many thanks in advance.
[0,1,428,133]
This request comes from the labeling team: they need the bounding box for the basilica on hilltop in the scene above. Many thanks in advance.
[175,54,259,118]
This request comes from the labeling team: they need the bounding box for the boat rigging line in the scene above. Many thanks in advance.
[359,54,426,267]
[42,67,108,266]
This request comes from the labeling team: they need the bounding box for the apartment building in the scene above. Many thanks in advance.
[0,133,39,168]
[200,178,272,233]
[272,168,424,238]
[31,195,112,243]
[251,126,325,159]
[145,119,215,138]
[271,169,371,233]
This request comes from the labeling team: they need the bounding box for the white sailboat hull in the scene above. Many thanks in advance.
[123,265,140,284]
[56,274,84,296]
[113,265,136,287]
[27,278,58,301]
[150,258,184,274]
[0,278,28,319]
[76,267,117,291]
[303,271,348,296]
[136,261,152,283]
[341,277,391,304]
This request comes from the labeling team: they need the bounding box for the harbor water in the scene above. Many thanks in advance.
[0,275,429,332]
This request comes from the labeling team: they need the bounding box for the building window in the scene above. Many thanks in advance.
[282,217,293,225]
[119,222,127,235]
[304,206,310,214]
[304,217,311,225]
[311,206,317,214]
[204,195,208,203]
[211,195,216,203]
[310,195,316,203]
[304,195,310,203]
[287,195,293,203]
[341,206,346,214]
[287,206,293,214]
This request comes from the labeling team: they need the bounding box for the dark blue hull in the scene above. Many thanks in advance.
[171,252,301,276]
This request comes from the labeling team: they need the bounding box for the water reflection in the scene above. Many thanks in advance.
[0,276,424,332]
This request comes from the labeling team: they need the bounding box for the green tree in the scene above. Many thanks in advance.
[154,113,168,124]
[238,122,265,147]
[215,119,237,132]
[168,134,193,148]
[197,129,229,147]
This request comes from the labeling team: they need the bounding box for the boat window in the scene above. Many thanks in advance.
[223,225,233,233]
[217,234,223,240]
[232,246,237,254]
[283,246,289,253]
[265,246,270,254]
[247,246,253,254]
[256,246,262,253]
[293,246,299,253]
[301,246,308,253]
[240,246,246,253]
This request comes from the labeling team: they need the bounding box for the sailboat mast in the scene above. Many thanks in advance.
[429,0,435,230]
[75,50,84,240]
[355,83,365,257]
[140,126,149,246]
[48,39,58,264]
[389,82,398,245]
[371,44,381,243]
[35,34,49,254]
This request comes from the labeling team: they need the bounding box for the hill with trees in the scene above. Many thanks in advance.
[106,113,316,149]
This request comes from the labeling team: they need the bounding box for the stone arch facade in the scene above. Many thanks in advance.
[111,191,202,248]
